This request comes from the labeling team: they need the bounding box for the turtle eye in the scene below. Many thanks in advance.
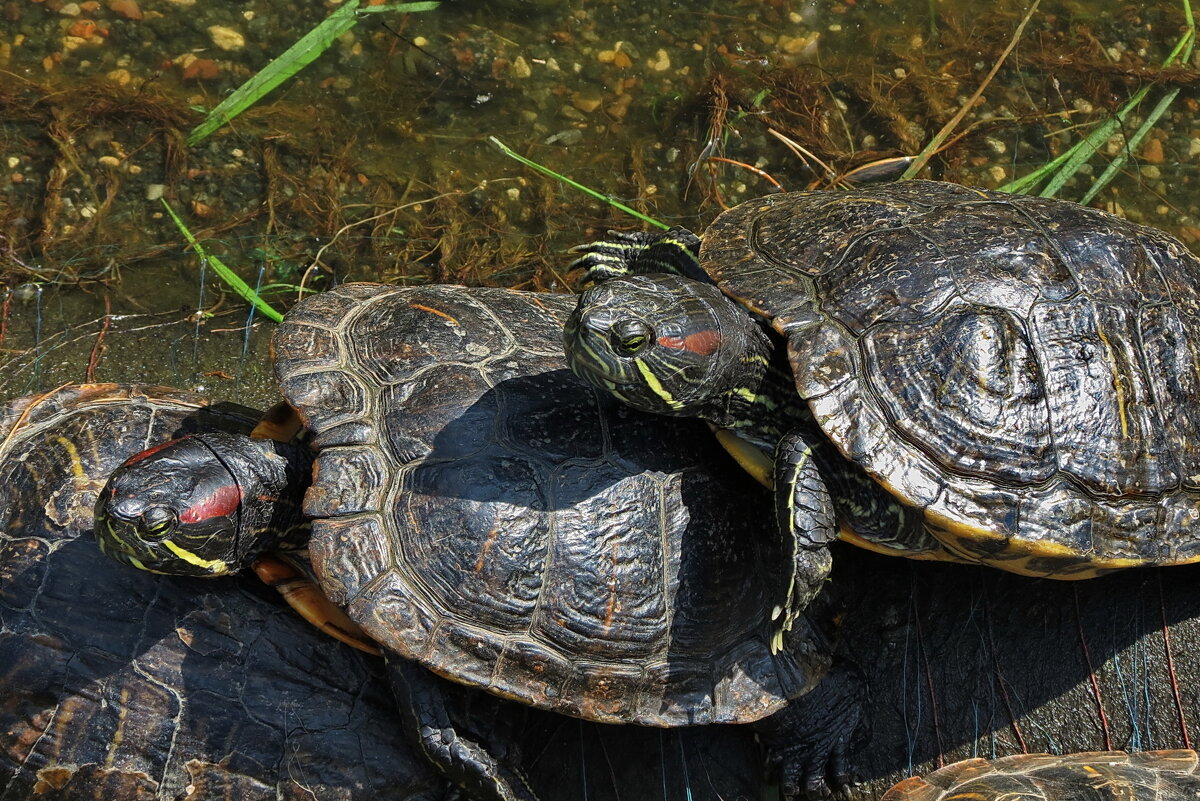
[139,506,178,542]
[611,319,653,356]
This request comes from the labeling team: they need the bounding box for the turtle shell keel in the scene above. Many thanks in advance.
[698,181,1200,574]
[272,284,819,726]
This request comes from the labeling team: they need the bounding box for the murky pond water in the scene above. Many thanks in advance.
[0,0,1194,403]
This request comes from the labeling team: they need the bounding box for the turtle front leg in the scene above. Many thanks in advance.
[771,427,838,653]
[569,227,706,284]
[388,658,539,801]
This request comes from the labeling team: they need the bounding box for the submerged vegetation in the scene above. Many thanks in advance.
[0,0,1195,393]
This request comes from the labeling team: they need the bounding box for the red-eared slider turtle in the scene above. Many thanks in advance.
[0,383,444,801]
[564,180,1200,640]
[93,285,857,800]
[882,751,1200,801]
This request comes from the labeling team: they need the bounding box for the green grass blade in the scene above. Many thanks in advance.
[489,137,668,230]
[161,199,285,323]
[187,1,439,146]
[1002,0,1192,197]
[1079,87,1180,205]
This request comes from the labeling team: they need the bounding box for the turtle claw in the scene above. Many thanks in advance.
[777,736,856,801]
[568,227,704,285]
[756,661,867,801]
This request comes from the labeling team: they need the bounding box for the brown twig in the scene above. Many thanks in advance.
[1158,572,1192,749]
[1073,585,1112,750]
[707,156,786,191]
[85,294,112,382]
[902,0,1042,179]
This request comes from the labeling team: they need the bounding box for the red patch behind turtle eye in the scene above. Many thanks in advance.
[656,330,723,355]
[180,482,243,524]
[123,438,184,466]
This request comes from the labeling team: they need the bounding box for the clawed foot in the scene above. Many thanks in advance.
[756,661,868,801]
[569,227,704,284]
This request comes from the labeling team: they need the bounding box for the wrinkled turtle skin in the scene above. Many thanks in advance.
[881,751,1200,801]
[0,384,445,801]
[568,181,1200,578]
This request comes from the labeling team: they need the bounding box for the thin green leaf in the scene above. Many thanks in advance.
[1002,0,1193,197]
[161,199,284,323]
[1079,87,1180,205]
[187,1,439,146]
[488,136,668,230]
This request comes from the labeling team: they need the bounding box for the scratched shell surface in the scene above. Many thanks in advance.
[701,181,1200,575]
[273,284,817,726]
[0,383,442,801]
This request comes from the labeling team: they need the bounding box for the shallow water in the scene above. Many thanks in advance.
[0,0,1194,401]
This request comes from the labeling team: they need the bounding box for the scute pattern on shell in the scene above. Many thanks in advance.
[881,750,1200,801]
[273,284,824,726]
[0,383,443,801]
[701,181,1200,575]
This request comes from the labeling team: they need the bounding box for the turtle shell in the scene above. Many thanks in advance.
[880,750,1200,801]
[701,181,1200,576]
[0,383,443,800]
[271,284,819,726]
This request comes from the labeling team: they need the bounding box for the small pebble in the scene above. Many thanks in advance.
[1140,138,1164,164]
[543,128,583,146]
[510,55,531,79]
[145,184,164,200]
[571,92,602,113]
[59,3,82,16]
[182,58,219,79]
[207,25,244,51]
[68,19,97,37]
[5,157,18,168]
[108,0,141,20]
[98,155,120,167]
[647,49,669,71]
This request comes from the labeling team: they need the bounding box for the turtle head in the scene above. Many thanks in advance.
[564,273,774,425]
[95,432,310,577]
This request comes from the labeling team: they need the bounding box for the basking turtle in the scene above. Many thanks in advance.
[12,388,1200,800]
[0,383,444,800]
[564,180,1200,637]
[882,751,1200,801]
[94,284,858,800]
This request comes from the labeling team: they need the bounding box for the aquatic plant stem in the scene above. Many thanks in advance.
[489,137,668,229]
[901,0,1041,180]
[161,200,284,323]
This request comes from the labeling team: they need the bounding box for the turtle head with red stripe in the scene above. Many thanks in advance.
[565,272,780,432]
[95,432,311,578]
